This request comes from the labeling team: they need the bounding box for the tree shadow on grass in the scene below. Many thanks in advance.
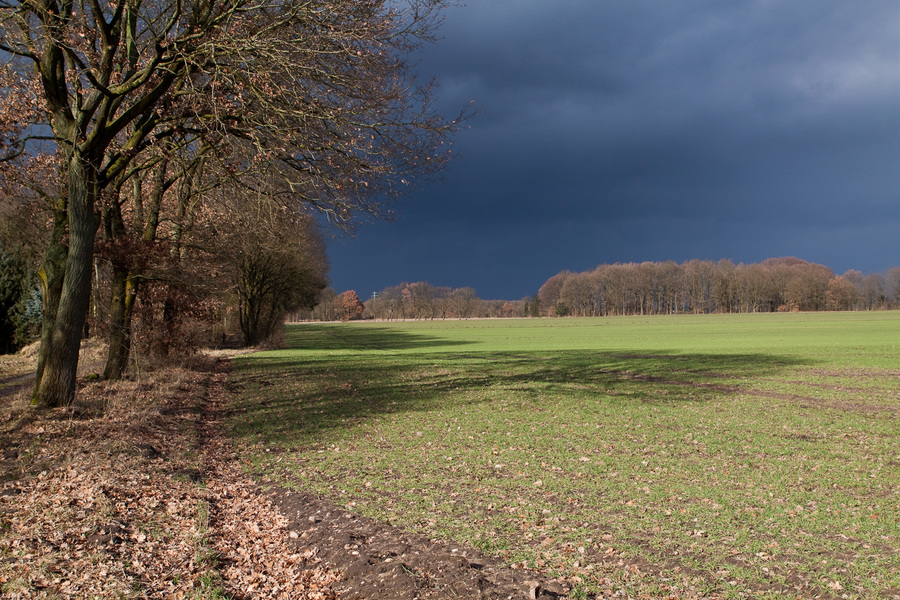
[282,324,476,351]
[228,326,818,448]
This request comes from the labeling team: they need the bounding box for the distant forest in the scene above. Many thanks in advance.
[297,257,900,321]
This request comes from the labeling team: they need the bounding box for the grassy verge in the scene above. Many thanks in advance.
[229,312,900,598]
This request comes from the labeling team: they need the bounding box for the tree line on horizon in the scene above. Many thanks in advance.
[539,257,899,317]
[298,257,900,321]
[294,282,525,321]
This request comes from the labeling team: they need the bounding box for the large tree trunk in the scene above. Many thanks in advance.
[32,156,99,408]
[32,205,68,400]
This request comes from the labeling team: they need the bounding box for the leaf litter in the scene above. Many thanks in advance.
[0,356,340,599]
[0,355,574,599]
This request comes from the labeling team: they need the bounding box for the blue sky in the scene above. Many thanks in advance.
[326,0,900,300]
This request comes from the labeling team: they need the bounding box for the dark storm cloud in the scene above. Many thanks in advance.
[327,0,900,299]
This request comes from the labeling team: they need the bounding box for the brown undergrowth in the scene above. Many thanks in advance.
[0,354,341,599]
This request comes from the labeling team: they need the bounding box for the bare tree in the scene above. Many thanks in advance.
[310,287,338,321]
[559,271,595,317]
[712,259,737,314]
[538,270,570,316]
[885,267,900,308]
[449,287,477,319]
[826,276,857,311]
[210,194,328,346]
[1,0,464,406]
[97,143,203,379]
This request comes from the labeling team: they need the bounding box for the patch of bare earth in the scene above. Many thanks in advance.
[269,488,569,599]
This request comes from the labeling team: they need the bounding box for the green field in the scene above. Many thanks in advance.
[228,312,900,599]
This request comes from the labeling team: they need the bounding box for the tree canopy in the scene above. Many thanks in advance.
[1,0,465,406]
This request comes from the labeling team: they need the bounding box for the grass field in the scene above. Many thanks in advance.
[227,312,900,599]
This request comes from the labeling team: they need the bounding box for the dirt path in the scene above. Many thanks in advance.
[270,488,571,599]
[0,358,341,599]
[0,372,33,398]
